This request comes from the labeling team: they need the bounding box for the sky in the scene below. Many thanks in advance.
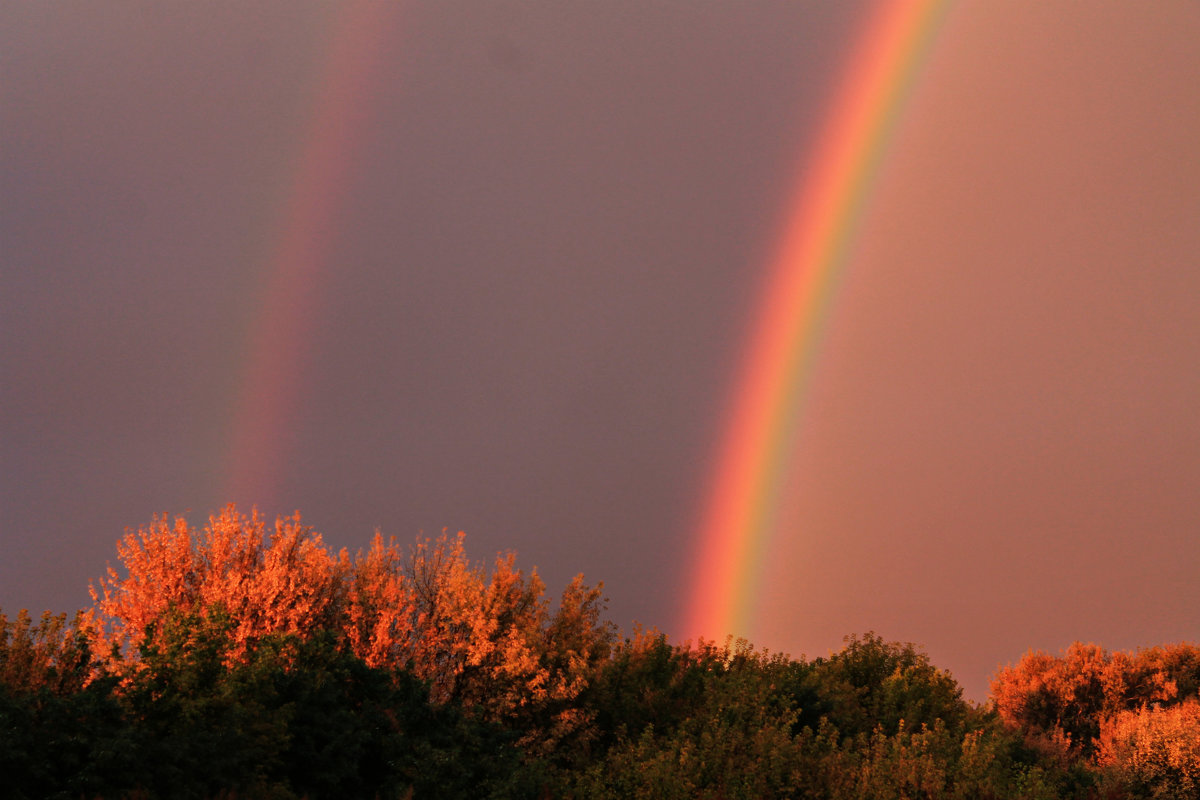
[2,0,1199,702]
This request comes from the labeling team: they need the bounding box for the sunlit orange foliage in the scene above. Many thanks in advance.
[991,642,1176,759]
[403,533,579,722]
[1096,698,1200,798]
[1134,643,1200,701]
[90,505,612,749]
[345,531,414,668]
[91,506,345,660]
[90,513,198,657]
[202,509,346,647]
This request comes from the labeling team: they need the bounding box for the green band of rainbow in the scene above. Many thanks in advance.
[683,0,951,643]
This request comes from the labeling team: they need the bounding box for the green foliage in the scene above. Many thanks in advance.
[118,607,294,797]
[0,599,536,799]
[584,628,712,747]
[0,608,132,799]
[568,638,806,800]
[564,633,1088,800]
[119,605,536,799]
[798,632,969,741]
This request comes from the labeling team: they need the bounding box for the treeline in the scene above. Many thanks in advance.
[2,506,1199,799]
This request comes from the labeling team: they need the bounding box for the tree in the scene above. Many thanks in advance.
[402,532,613,758]
[90,506,346,663]
[801,632,968,741]
[570,638,806,800]
[1096,698,1200,799]
[0,609,131,799]
[0,609,96,695]
[585,627,720,752]
[115,607,287,798]
[87,505,611,787]
[991,642,1176,759]
[344,530,415,668]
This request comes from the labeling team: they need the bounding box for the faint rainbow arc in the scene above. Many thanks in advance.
[684,0,951,643]
[224,1,398,510]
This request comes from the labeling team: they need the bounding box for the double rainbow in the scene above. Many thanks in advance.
[216,0,950,639]
[683,0,951,643]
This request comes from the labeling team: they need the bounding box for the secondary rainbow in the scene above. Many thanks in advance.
[224,1,397,510]
[683,0,951,643]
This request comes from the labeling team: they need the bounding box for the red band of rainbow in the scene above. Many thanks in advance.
[225,1,398,510]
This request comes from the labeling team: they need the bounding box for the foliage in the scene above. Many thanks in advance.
[6,506,1200,797]
[90,507,347,662]
[0,608,97,695]
[567,634,1072,800]
[991,642,1183,759]
[88,507,613,754]
[116,607,292,798]
[0,609,131,799]
[401,531,614,753]
[1095,698,1200,799]
[568,638,806,800]
[584,627,727,750]
[798,632,969,741]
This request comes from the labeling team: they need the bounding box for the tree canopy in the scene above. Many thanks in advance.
[3,505,1199,798]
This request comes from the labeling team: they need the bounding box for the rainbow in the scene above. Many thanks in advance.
[683,0,951,643]
[224,1,398,510]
